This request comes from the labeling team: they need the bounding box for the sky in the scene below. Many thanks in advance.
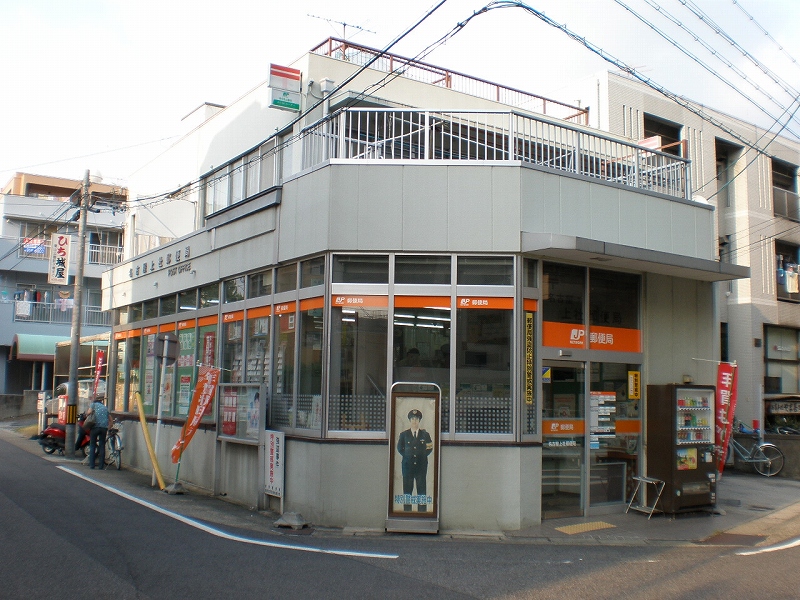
[1,0,800,191]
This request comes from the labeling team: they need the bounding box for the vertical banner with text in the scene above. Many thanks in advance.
[715,362,738,473]
[48,233,71,284]
[171,366,220,463]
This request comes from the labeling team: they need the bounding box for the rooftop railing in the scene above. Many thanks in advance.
[310,38,589,125]
[301,108,690,201]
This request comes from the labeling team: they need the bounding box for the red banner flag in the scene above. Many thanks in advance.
[93,349,105,397]
[171,366,220,463]
[715,362,738,473]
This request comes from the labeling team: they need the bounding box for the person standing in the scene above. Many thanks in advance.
[86,396,109,469]
[396,409,433,512]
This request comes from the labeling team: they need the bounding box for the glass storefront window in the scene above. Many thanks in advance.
[159,295,176,317]
[143,299,158,320]
[130,303,143,322]
[179,289,197,312]
[395,255,450,284]
[159,332,177,417]
[543,262,585,324]
[393,300,451,432]
[127,335,141,412]
[333,255,389,283]
[246,310,271,386]
[329,299,388,432]
[219,384,262,441]
[457,256,513,285]
[589,269,640,329]
[222,315,244,383]
[141,332,157,415]
[195,319,218,420]
[454,305,512,434]
[296,299,324,431]
[300,257,325,288]
[223,277,245,303]
[271,308,296,428]
[589,362,640,507]
[765,326,800,393]
[248,270,272,298]
[276,264,297,293]
[523,259,538,288]
[113,338,127,412]
[199,283,219,308]
[176,323,196,417]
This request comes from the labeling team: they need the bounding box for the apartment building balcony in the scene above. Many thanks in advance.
[11,301,110,327]
[16,239,123,266]
[773,186,800,222]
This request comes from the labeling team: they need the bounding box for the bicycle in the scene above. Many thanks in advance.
[727,420,785,477]
[104,418,123,470]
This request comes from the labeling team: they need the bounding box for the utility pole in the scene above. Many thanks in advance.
[65,170,90,456]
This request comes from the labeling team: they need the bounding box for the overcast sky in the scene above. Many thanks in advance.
[2,0,799,190]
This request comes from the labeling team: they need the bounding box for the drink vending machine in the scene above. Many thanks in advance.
[645,384,717,514]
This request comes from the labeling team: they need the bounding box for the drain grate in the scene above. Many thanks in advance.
[555,521,616,535]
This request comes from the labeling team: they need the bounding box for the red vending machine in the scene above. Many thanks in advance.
[646,384,717,514]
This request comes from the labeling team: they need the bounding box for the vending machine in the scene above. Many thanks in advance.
[646,384,717,514]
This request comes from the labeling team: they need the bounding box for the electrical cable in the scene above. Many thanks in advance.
[623,0,800,140]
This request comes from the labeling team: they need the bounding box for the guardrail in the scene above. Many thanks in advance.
[302,108,690,200]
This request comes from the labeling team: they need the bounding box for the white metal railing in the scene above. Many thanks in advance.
[310,38,589,125]
[16,239,123,265]
[301,108,690,200]
[12,302,111,327]
[88,243,123,265]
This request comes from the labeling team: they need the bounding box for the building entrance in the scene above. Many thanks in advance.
[541,361,585,519]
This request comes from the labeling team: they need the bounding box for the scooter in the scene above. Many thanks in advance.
[37,413,92,457]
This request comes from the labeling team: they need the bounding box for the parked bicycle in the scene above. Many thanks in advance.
[104,418,123,470]
[728,420,785,477]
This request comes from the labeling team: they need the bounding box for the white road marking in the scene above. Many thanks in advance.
[58,466,398,559]
[736,538,800,556]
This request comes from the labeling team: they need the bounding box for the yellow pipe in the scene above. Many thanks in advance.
[134,391,166,489]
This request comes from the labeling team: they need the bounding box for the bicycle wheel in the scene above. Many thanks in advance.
[109,435,122,470]
[753,444,785,476]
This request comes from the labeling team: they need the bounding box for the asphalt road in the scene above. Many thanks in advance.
[3,432,800,599]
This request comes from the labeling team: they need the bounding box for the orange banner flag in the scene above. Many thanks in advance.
[171,366,220,463]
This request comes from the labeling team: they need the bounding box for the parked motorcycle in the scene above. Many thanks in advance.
[37,413,91,457]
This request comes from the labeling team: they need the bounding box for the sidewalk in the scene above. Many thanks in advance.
[5,415,800,548]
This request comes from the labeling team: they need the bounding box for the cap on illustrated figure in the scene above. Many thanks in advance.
[408,409,423,420]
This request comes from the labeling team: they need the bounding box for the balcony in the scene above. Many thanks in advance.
[17,240,123,266]
[773,186,800,221]
[301,108,690,201]
[12,302,111,327]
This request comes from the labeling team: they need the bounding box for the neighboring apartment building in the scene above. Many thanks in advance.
[575,72,800,433]
[102,39,746,531]
[0,173,127,394]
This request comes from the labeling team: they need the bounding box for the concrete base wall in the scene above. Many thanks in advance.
[0,392,36,419]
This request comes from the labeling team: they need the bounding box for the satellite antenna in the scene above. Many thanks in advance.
[307,14,376,41]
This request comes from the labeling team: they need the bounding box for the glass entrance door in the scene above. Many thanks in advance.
[541,361,585,519]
